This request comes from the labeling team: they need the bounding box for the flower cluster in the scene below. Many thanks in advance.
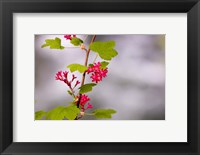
[87,62,108,83]
[55,71,80,89]
[64,34,76,40]
[76,94,93,111]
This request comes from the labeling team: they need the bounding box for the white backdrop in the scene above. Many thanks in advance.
[13,13,187,142]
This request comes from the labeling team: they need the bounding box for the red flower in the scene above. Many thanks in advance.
[80,94,90,107]
[55,71,68,82]
[76,94,93,111]
[64,34,76,40]
[74,80,80,88]
[86,62,108,83]
[86,103,93,110]
[87,67,94,74]
[55,71,80,88]
[90,73,102,83]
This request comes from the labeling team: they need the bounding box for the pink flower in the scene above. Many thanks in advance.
[74,80,80,88]
[64,34,76,40]
[55,71,79,88]
[80,94,90,107]
[64,35,71,40]
[100,69,108,78]
[55,71,68,83]
[76,94,93,111]
[90,73,102,83]
[87,67,93,73]
[86,62,108,83]
[86,103,93,109]
[71,74,76,81]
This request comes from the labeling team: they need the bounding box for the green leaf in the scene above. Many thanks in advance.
[46,106,66,120]
[93,109,116,119]
[70,37,83,46]
[64,105,80,120]
[100,61,109,69]
[46,105,80,120]
[41,37,64,50]
[67,64,88,73]
[67,90,73,96]
[68,102,76,106]
[79,83,96,94]
[88,64,94,67]
[89,41,118,60]
[35,111,46,120]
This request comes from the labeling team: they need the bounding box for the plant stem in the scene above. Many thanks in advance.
[85,113,95,116]
[93,54,98,63]
[75,35,96,120]
[69,87,75,98]
[77,35,96,108]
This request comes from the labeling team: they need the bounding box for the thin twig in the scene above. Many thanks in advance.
[83,48,87,52]
[83,35,88,42]
[93,54,99,63]
[69,87,75,98]
[85,113,95,116]
[77,35,96,109]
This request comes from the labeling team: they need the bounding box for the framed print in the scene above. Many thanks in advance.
[0,0,200,154]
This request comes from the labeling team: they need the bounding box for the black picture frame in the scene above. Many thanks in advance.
[0,0,199,154]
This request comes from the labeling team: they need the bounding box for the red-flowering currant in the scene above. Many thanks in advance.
[86,62,108,83]
[64,34,76,40]
[76,94,93,111]
[37,34,118,120]
[55,71,80,89]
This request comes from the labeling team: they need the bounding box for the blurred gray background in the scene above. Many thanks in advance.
[35,34,165,120]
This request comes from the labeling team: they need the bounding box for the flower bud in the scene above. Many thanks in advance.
[80,43,86,50]
[80,111,85,116]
